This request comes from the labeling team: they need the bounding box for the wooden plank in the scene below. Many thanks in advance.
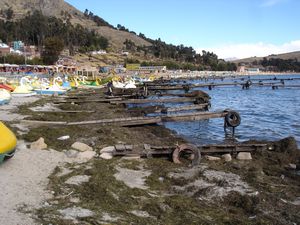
[164,104,208,112]
[21,120,68,125]
[53,98,123,104]
[200,144,268,153]
[112,143,269,157]
[67,117,162,126]
[269,85,300,88]
[21,110,227,126]
[112,97,197,104]
[31,110,95,113]
[146,81,291,90]
[162,111,226,122]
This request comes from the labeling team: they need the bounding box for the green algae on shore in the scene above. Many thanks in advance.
[12,89,300,225]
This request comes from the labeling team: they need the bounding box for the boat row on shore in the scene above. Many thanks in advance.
[0,74,158,105]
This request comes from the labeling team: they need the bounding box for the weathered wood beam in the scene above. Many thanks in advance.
[111,97,198,104]
[31,110,95,113]
[21,110,227,127]
[53,98,123,104]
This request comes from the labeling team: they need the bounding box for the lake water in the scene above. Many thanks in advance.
[162,74,300,146]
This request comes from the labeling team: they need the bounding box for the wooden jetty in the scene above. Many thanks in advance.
[146,81,292,91]
[54,96,204,105]
[30,110,95,114]
[53,98,122,104]
[22,110,229,127]
[110,97,201,105]
[128,104,209,115]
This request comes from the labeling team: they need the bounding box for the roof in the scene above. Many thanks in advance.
[0,43,9,48]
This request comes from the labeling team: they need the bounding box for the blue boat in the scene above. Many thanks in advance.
[34,89,67,95]
[0,99,10,105]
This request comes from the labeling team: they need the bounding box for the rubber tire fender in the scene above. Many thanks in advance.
[225,111,241,127]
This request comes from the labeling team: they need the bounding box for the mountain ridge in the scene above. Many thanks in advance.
[233,51,300,64]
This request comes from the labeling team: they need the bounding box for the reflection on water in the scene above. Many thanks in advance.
[164,74,300,146]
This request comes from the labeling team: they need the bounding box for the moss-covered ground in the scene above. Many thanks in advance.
[13,88,300,225]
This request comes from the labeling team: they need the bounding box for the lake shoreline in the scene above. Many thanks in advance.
[0,82,299,225]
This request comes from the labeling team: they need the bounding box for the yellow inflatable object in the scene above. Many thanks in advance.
[112,76,121,82]
[0,122,17,162]
[149,75,156,81]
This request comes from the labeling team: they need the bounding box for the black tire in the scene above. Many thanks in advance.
[172,144,201,166]
[154,91,162,96]
[225,111,241,127]
[194,97,205,104]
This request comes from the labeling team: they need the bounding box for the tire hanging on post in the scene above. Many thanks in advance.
[225,111,241,127]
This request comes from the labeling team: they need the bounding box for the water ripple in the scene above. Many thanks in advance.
[165,74,300,146]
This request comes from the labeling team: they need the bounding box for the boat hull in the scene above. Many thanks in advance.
[12,92,37,97]
[0,122,17,163]
[0,99,10,105]
[34,90,67,95]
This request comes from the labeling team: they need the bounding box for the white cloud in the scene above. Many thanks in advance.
[260,0,288,7]
[197,40,300,59]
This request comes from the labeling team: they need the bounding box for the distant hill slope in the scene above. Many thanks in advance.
[0,0,151,49]
[234,51,300,64]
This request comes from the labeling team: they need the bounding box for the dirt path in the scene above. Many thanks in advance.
[0,141,75,225]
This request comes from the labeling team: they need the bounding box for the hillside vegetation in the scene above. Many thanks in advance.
[0,0,151,49]
[0,0,233,70]
[234,51,300,64]
[235,51,300,72]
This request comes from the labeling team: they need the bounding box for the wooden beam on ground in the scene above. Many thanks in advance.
[111,97,198,104]
[21,110,227,127]
[31,110,95,113]
[22,120,67,126]
[111,143,270,157]
[53,98,123,104]
[67,116,162,126]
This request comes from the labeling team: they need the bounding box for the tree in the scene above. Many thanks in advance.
[6,7,14,20]
[42,37,64,65]
[84,9,89,17]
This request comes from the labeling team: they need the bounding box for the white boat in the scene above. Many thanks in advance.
[113,79,136,89]
[11,84,36,97]
[0,89,11,105]
[34,77,67,95]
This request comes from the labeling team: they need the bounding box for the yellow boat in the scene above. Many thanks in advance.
[0,122,17,163]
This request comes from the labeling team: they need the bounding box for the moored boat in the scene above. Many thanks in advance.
[12,85,37,97]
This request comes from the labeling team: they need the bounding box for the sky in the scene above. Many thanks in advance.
[66,0,300,59]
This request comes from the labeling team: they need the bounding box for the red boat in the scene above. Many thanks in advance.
[0,84,14,92]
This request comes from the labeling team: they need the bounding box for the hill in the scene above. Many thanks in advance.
[0,0,151,49]
[0,0,238,70]
[233,51,300,64]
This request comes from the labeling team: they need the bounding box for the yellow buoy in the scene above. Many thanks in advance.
[0,122,17,162]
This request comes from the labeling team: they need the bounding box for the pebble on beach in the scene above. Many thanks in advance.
[30,137,48,150]
[71,142,93,152]
[205,156,221,161]
[222,154,232,162]
[236,152,252,160]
